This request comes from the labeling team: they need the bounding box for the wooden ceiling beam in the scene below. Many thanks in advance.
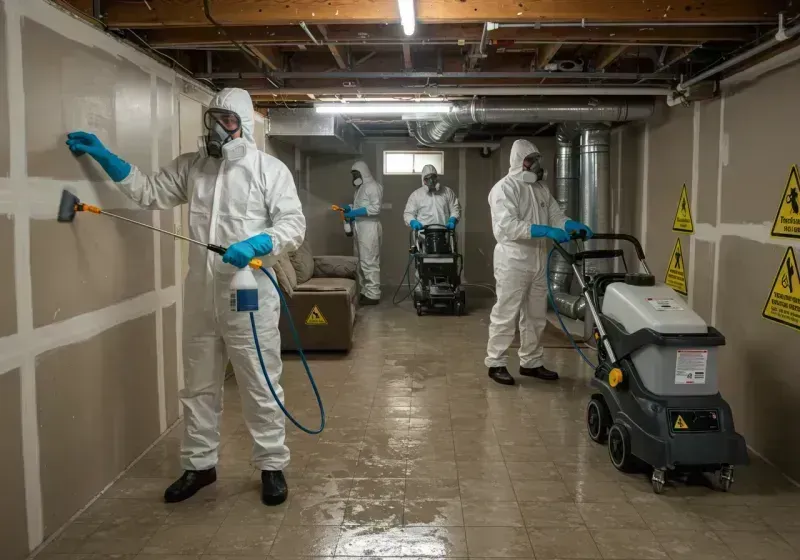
[595,45,630,70]
[535,43,562,69]
[102,0,781,28]
[317,24,349,69]
[249,46,282,71]
[402,44,413,70]
[137,24,758,48]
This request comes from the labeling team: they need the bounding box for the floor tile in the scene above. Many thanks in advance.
[654,530,735,560]
[350,478,406,500]
[578,502,647,530]
[687,505,771,532]
[345,500,405,526]
[462,501,524,527]
[406,479,461,501]
[459,478,517,503]
[465,526,533,557]
[270,525,342,556]
[511,480,572,502]
[282,499,347,525]
[715,530,800,560]
[528,527,601,558]
[404,500,464,526]
[401,527,468,557]
[519,502,585,529]
[205,523,279,555]
[140,524,217,555]
[335,526,405,556]
[591,529,668,560]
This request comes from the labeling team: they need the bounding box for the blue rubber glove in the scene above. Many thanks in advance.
[222,233,273,268]
[447,217,457,230]
[344,207,368,220]
[531,224,570,243]
[66,131,132,182]
[410,219,423,231]
[340,204,352,213]
[565,219,594,238]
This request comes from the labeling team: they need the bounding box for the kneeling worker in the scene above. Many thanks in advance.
[403,164,461,232]
[486,139,592,386]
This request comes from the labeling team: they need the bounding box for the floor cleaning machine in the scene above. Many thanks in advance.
[550,232,748,493]
[411,224,465,316]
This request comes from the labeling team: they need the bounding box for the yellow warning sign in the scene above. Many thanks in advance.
[770,165,800,239]
[762,247,800,332]
[305,305,328,326]
[665,238,688,296]
[674,415,689,430]
[672,184,694,233]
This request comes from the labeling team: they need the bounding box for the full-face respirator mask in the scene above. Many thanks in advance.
[351,169,364,188]
[423,173,440,193]
[199,109,246,160]
[522,152,547,183]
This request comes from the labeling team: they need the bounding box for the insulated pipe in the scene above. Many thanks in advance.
[551,291,586,321]
[252,86,671,97]
[412,97,654,144]
[406,121,500,150]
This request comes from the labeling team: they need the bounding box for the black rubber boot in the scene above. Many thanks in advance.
[163,468,217,503]
[519,365,559,381]
[359,295,380,306]
[261,470,289,506]
[488,366,515,386]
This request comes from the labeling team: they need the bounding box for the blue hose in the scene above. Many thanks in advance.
[249,266,325,435]
[546,247,597,370]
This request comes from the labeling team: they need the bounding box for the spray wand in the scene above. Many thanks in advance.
[330,205,353,237]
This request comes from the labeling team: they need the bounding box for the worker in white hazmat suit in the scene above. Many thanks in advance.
[485,139,592,386]
[65,88,305,506]
[403,164,461,231]
[339,161,383,304]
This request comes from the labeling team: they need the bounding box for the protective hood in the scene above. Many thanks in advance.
[509,139,539,177]
[209,87,256,147]
[351,160,374,183]
[420,164,439,189]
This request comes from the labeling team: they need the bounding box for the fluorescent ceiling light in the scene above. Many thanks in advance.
[315,103,451,115]
[398,0,416,36]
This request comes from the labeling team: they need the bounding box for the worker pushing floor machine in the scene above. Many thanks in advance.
[411,224,465,316]
[549,232,748,493]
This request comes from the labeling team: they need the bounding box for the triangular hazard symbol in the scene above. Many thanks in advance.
[762,247,800,332]
[672,184,694,233]
[665,238,688,296]
[770,165,800,239]
[674,415,689,430]
[305,305,328,326]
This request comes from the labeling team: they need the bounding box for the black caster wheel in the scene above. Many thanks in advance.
[608,423,636,473]
[454,299,464,316]
[416,303,424,316]
[651,468,667,494]
[586,396,611,444]
[717,465,734,492]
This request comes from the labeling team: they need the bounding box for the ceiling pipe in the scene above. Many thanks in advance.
[298,22,321,45]
[205,70,674,80]
[407,121,500,150]
[407,97,655,144]
[677,15,800,91]
[250,86,672,97]
[493,20,772,28]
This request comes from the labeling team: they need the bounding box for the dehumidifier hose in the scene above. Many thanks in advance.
[250,267,325,435]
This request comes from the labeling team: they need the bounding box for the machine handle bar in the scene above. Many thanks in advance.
[590,233,647,261]
[574,249,625,261]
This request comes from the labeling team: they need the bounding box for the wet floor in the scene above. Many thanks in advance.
[41,301,800,559]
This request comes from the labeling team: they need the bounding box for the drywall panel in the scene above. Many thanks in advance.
[722,62,800,224]
[30,210,155,328]
[160,210,175,288]
[0,368,28,560]
[691,239,715,325]
[697,99,721,225]
[0,214,17,337]
[464,148,497,286]
[157,78,173,168]
[646,105,693,283]
[178,94,203,155]
[22,18,152,180]
[36,313,160,535]
[717,236,800,480]
[163,303,179,425]
[307,152,361,257]
[617,124,644,268]
[0,2,10,177]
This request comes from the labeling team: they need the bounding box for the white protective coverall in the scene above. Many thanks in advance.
[116,88,306,471]
[351,161,383,300]
[403,164,461,228]
[485,139,568,369]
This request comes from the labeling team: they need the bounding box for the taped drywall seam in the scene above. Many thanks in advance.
[6,0,44,550]
[711,95,726,325]
[458,148,467,283]
[640,123,650,263]
[171,84,185,396]
[151,74,167,434]
[688,103,700,307]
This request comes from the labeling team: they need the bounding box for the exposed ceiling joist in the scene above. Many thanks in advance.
[595,45,630,70]
[317,24,348,69]
[402,44,413,70]
[536,43,562,69]
[249,46,282,71]
[101,0,781,28]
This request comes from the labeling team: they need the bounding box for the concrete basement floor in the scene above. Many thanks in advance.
[40,302,800,559]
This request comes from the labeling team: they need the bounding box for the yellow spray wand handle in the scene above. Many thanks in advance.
[331,205,346,222]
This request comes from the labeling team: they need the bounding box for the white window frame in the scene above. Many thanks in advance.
[383,150,445,176]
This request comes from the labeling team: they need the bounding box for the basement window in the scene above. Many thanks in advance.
[383,151,444,175]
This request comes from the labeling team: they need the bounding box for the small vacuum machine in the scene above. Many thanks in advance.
[411,224,465,316]
[551,232,748,493]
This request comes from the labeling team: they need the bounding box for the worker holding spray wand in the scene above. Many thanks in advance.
[65,88,305,507]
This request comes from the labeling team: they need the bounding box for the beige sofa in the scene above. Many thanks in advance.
[272,240,358,352]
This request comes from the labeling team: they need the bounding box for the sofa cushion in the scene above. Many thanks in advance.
[313,255,357,280]
[294,277,357,296]
[278,252,297,289]
[272,259,294,298]
[290,239,315,284]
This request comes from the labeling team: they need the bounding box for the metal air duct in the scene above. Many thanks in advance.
[579,124,613,277]
[411,97,654,145]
